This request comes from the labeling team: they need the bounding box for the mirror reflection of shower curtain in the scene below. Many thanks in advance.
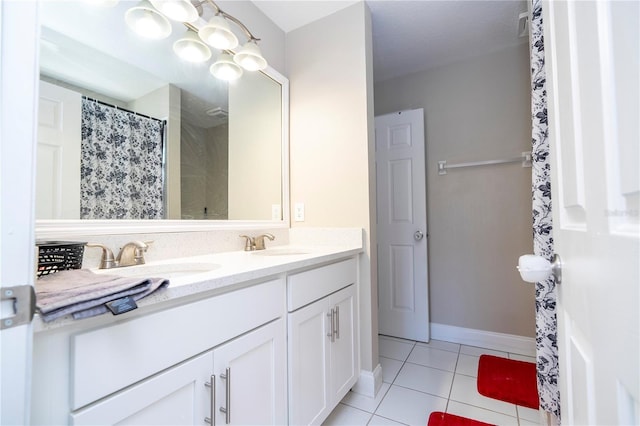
[80,98,165,219]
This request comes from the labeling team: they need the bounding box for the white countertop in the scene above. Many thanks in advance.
[34,244,363,332]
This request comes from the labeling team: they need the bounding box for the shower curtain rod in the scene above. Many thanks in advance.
[437,152,532,175]
[82,96,165,124]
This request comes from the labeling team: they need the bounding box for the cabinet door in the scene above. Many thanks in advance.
[71,352,212,425]
[329,285,358,401]
[212,319,286,425]
[288,298,331,425]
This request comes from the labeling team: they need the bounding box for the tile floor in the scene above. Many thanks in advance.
[323,335,540,426]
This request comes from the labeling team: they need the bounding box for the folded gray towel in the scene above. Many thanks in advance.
[36,269,169,322]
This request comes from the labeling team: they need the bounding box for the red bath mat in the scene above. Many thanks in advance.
[428,412,494,426]
[477,355,539,409]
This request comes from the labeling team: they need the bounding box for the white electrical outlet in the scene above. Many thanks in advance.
[294,202,305,222]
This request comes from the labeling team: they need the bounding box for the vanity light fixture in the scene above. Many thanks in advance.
[125,0,268,80]
[149,0,199,23]
[233,40,267,71]
[198,14,238,50]
[125,0,172,40]
[210,51,243,81]
[173,30,212,62]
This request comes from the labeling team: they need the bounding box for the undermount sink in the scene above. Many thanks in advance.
[94,262,221,279]
[251,248,311,256]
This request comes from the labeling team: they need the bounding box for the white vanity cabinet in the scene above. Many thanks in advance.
[71,319,286,425]
[32,278,286,425]
[287,259,359,425]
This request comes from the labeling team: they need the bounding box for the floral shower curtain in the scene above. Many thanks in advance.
[81,99,165,219]
[530,0,560,419]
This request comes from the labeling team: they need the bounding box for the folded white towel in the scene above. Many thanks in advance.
[36,269,168,322]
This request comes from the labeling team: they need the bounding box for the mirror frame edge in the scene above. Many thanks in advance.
[35,65,290,240]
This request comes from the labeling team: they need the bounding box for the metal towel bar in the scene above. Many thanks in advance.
[438,152,532,175]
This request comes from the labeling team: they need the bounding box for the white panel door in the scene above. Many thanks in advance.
[329,285,357,401]
[288,298,330,425]
[376,109,429,342]
[544,1,639,424]
[213,319,287,425]
[71,351,212,425]
[36,80,82,219]
[0,1,39,424]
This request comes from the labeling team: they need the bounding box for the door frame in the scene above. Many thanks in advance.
[0,1,40,423]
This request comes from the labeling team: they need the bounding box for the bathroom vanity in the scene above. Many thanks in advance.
[30,245,361,425]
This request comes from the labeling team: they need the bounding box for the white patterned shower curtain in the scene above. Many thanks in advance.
[529,0,560,420]
[80,99,165,219]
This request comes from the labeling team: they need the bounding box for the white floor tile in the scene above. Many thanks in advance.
[379,356,403,383]
[517,405,542,423]
[449,374,517,417]
[455,354,480,377]
[375,385,447,426]
[342,383,392,413]
[415,339,460,353]
[460,345,508,358]
[394,363,454,398]
[446,401,519,426]
[379,337,415,362]
[323,403,372,425]
[406,346,458,372]
[367,415,407,425]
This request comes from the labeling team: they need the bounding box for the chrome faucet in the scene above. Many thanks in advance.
[239,233,275,251]
[86,241,151,269]
[116,241,150,267]
[239,235,255,251]
[254,233,275,250]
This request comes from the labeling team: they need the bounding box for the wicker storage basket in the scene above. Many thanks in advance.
[36,241,86,277]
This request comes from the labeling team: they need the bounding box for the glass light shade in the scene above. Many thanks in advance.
[233,40,267,71]
[149,0,198,23]
[198,15,238,50]
[173,31,211,62]
[210,52,243,81]
[125,1,172,39]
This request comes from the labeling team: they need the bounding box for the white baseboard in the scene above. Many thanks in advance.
[430,323,536,357]
[351,363,383,398]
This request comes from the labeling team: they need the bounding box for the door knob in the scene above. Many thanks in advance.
[414,230,424,241]
[517,254,562,284]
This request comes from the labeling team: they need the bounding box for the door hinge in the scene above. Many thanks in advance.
[1,285,36,329]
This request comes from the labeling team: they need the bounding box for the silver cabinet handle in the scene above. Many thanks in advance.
[414,230,424,241]
[335,305,340,339]
[219,368,231,424]
[204,374,215,425]
[326,309,334,341]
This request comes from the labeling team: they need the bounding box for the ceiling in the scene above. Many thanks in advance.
[253,0,529,82]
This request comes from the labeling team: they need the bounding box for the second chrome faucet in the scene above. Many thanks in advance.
[240,233,275,251]
[86,241,152,269]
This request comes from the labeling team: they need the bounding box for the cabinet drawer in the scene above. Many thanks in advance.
[72,278,284,410]
[287,258,357,312]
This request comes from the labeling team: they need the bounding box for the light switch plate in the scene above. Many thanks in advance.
[271,204,281,221]
[294,202,305,222]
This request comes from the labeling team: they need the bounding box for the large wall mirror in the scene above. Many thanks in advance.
[35,1,288,237]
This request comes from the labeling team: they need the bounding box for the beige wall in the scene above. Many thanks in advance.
[228,71,282,220]
[375,44,536,337]
[286,2,379,373]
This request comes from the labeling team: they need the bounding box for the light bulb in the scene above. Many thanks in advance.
[199,15,238,50]
[233,40,267,71]
[173,31,211,63]
[210,53,243,81]
[149,0,198,22]
[125,1,172,39]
